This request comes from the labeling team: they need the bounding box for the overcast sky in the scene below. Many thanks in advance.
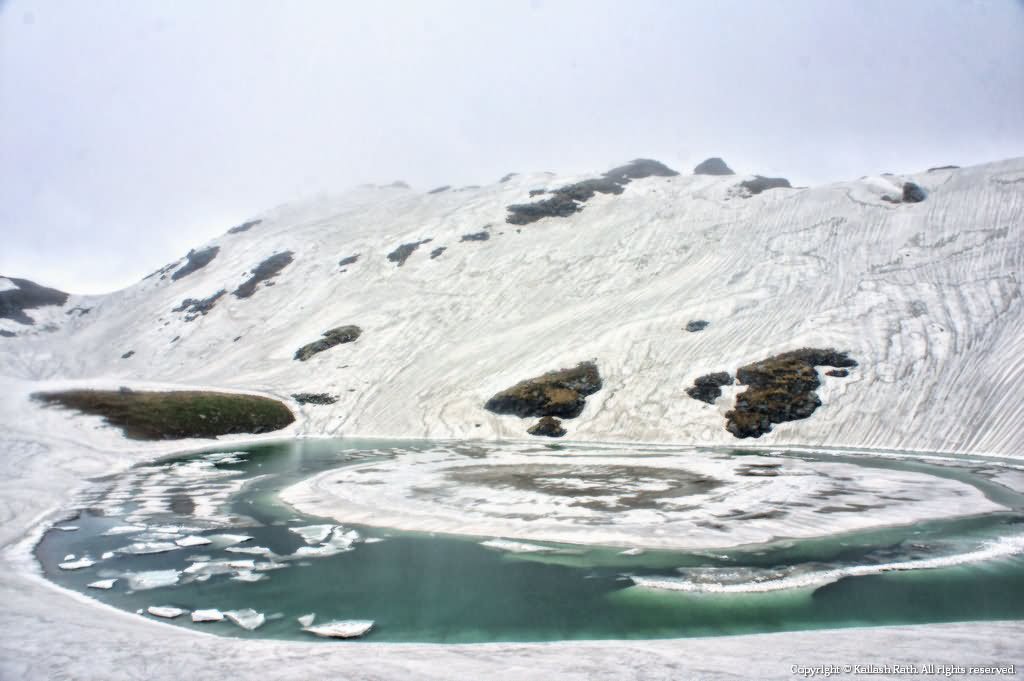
[2,0,1022,294]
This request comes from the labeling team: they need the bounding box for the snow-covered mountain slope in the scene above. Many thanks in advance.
[2,158,1023,456]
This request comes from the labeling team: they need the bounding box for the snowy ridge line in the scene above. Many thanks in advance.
[629,535,1024,594]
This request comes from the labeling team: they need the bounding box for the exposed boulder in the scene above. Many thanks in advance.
[0,330,15,338]
[33,389,295,440]
[739,176,792,196]
[427,185,450,194]
[233,251,294,299]
[527,416,567,438]
[429,247,447,259]
[506,158,679,225]
[693,157,735,176]
[121,350,135,359]
[725,348,857,438]
[686,372,733,404]
[294,325,362,361]
[460,231,490,242]
[386,239,432,267]
[172,289,226,322]
[292,392,339,405]
[826,369,849,378]
[528,189,546,197]
[685,320,709,332]
[0,277,69,325]
[228,219,262,234]
[338,254,360,272]
[902,182,927,203]
[484,361,602,419]
[171,247,219,281]
[499,173,518,183]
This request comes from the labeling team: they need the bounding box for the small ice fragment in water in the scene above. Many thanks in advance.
[63,554,75,561]
[619,548,645,556]
[224,545,273,556]
[479,539,556,553]
[208,534,252,546]
[191,609,225,622]
[297,613,316,627]
[225,609,265,630]
[119,541,179,555]
[147,606,187,619]
[55,525,79,532]
[231,570,266,583]
[175,535,212,548]
[59,557,95,570]
[103,525,146,536]
[101,551,115,560]
[87,579,118,589]
[302,620,374,639]
[124,569,181,590]
[363,537,385,544]
[290,524,335,544]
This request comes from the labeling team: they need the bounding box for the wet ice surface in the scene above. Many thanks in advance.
[34,439,1024,643]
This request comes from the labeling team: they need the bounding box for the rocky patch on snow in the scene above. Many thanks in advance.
[685,319,709,332]
[725,348,857,438]
[527,416,566,438]
[338,254,360,271]
[738,176,792,196]
[686,372,734,404]
[693,157,735,175]
[233,251,294,298]
[460,230,490,242]
[387,239,432,267]
[170,246,220,281]
[485,361,602,435]
[294,325,361,361]
[429,246,446,259]
[427,185,450,194]
[172,289,226,322]
[0,277,69,325]
[292,392,338,405]
[227,219,262,234]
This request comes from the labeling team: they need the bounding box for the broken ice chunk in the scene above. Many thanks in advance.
[619,548,645,556]
[207,533,253,546]
[59,557,96,570]
[147,606,187,619]
[297,613,316,627]
[103,525,147,536]
[124,569,181,590]
[480,539,556,554]
[55,525,79,532]
[119,541,179,555]
[191,609,225,622]
[290,524,335,544]
[101,551,115,560]
[175,535,212,548]
[63,554,75,561]
[302,620,374,639]
[231,570,266,583]
[225,609,265,630]
[87,579,118,590]
[224,545,273,556]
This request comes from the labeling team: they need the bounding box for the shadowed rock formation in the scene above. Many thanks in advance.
[227,219,262,234]
[0,277,69,325]
[725,348,857,438]
[171,247,220,281]
[427,185,450,194]
[429,246,447,259]
[902,182,927,203]
[485,361,602,419]
[686,372,733,404]
[685,320,709,332]
[460,231,490,242]
[739,176,792,196]
[387,239,432,267]
[292,392,338,405]
[528,416,567,438]
[294,325,362,361]
[233,251,294,298]
[172,290,227,322]
[693,157,735,175]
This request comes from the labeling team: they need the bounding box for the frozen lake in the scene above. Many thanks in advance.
[35,439,1024,642]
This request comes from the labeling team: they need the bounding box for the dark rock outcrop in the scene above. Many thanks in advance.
[121,350,135,359]
[693,157,735,175]
[172,289,227,322]
[0,277,69,325]
[338,254,360,272]
[387,239,432,267]
[34,389,295,440]
[902,182,927,203]
[506,159,678,225]
[484,361,602,419]
[739,176,792,196]
[427,185,450,194]
[292,392,339,405]
[686,372,733,404]
[233,251,294,298]
[499,173,518,183]
[927,165,959,172]
[228,219,262,234]
[171,247,219,281]
[0,330,15,338]
[528,416,567,438]
[528,189,546,197]
[826,369,849,378]
[429,247,447,259]
[294,325,362,361]
[460,231,490,242]
[725,348,857,438]
[685,320,709,332]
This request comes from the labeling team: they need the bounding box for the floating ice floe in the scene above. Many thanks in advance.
[619,548,645,556]
[302,620,374,639]
[58,557,95,570]
[254,561,288,572]
[297,613,316,627]
[119,541,179,555]
[363,537,385,544]
[63,553,75,561]
[100,551,115,560]
[480,539,557,554]
[124,569,181,590]
[231,570,266,583]
[225,609,265,630]
[54,525,79,532]
[224,545,273,556]
[175,535,212,548]
[87,579,118,590]
[102,525,147,536]
[207,533,253,546]
[290,528,359,559]
[191,609,225,622]
[290,524,336,544]
[147,606,187,619]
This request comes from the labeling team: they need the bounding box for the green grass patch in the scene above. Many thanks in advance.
[33,389,295,440]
